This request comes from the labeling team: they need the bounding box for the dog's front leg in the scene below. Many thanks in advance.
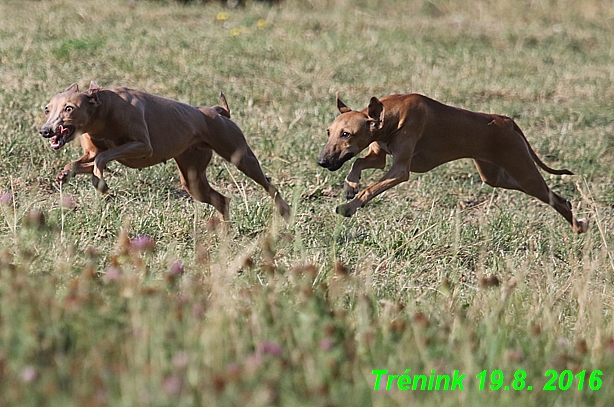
[92,141,153,193]
[344,142,388,199]
[337,162,410,217]
[57,156,95,184]
[57,136,99,185]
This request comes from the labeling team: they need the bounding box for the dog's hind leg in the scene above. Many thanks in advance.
[474,160,524,191]
[230,148,291,221]
[474,159,588,233]
[175,148,230,221]
[201,117,291,220]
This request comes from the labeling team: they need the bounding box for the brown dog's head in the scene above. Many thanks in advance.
[39,82,101,150]
[317,94,384,171]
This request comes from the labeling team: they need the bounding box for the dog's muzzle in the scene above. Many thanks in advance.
[39,125,54,138]
[317,152,353,171]
[317,156,330,168]
[317,157,341,171]
[39,124,74,150]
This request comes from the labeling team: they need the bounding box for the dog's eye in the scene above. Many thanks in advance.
[326,129,330,138]
[44,107,50,115]
[341,131,351,138]
[64,106,74,113]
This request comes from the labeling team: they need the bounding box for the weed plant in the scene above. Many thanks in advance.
[0,0,613,405]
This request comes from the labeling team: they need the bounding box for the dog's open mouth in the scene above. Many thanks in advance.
[50,125,74,150]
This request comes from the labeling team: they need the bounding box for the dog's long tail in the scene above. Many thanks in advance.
[512,121,574,175]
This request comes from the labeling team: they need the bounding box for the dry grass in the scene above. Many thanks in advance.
[0,0,613,405]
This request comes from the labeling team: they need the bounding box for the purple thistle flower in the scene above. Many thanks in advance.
[259,340,282,356]
[0,193,12,206]
[319,338,334,351]
[20,366,37,382]
[170,261,184,276]
[60,194,76,209]
[104,266,122,281]
[130,235,155,252]
[162,375,182,396]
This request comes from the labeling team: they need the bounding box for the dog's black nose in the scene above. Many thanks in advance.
[39,127,53,138]
[317,157,328,168]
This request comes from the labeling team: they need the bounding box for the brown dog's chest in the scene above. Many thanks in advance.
[88,136,122,151]
[86,133,172,169]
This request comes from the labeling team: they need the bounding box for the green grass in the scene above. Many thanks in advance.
[1,0,614,405]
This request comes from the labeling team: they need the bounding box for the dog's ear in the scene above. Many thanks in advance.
[336,92,351,114]
[219,91,230,115]
[86,81,102,106]
[367,97,384,130]
[65,83,79,93]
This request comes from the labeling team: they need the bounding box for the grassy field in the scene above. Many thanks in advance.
[1,0,614,405]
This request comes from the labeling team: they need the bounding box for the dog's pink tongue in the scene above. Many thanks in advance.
[50,136,60,149]
[59,125,70,135]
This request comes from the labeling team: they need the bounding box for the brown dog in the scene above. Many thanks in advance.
[318,93,588,233]
[39,82,290,221]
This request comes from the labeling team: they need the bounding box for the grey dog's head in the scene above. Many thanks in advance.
[39,82,102,150]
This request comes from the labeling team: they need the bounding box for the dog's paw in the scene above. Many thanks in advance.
[277,200,291,222]
[97,180,109,194]
[56,170,71,184]
[92,176,109,194]
[344,180,360,200]
[573,217,590,234]
[336,203,356,217]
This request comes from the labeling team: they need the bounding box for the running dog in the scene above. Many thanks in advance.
[318,93,588,233]
[40,82,290,221]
